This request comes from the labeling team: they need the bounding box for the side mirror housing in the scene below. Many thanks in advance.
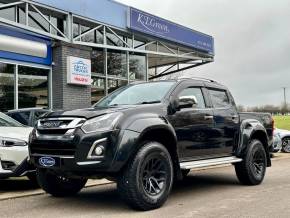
[178,95,197,109]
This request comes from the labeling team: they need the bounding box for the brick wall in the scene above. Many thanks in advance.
[52,42,92,110]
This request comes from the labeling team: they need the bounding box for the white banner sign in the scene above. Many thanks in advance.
[67,56,91,85]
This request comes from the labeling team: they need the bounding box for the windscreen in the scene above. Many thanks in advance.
[94,81,176,107]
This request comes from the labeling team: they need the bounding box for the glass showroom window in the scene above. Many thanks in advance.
[108,79,127,94]
[107,50,127,79]
[0,63,15,112]
[0,3,15,22]
[91,77,105,105]
[129,53,146,81]
[18,66,49,109]
[91,49,105,75]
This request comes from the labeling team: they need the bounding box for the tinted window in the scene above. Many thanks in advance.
[209,89,230,108]
[9,112,30,126]
[178,87,206,109]
[95,81,175,107]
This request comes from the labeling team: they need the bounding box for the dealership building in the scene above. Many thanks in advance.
[0,0,214,112]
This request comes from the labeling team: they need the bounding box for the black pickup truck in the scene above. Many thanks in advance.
[28,78,274,210]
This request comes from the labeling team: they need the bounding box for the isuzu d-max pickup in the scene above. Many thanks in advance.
[28,78,273,210]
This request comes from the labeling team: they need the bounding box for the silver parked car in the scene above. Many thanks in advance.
[271,130,282,153]
[274,128,290,153]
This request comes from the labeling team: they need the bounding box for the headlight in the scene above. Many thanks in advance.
[81,112,122,133]
[0,137,27,147]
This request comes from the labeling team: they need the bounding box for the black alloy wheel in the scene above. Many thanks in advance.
[141,156,167,196]
[235,139,267,185]
[117,141,173,211]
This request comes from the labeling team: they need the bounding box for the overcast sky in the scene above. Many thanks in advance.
[117,0,290,107]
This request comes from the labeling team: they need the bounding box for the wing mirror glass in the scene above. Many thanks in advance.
[178,95,197,109]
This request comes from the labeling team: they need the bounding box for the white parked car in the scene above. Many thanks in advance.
[0,112,35,181]
[274,128,290,153]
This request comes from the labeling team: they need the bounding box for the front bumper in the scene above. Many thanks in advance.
[29,127,123,175]
[0,158,35,179]
[0,146,33,178]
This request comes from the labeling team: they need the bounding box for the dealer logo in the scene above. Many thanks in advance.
[39,157,56,167]
[73,61,89,75]
[137,12,170,35]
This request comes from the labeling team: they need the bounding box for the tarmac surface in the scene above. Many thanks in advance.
[1,154,290,218]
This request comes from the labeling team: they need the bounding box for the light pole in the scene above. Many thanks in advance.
[282,87,288,115]
[282,87,287,108]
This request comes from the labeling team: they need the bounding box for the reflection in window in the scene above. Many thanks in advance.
[73,23,80,38]
[107,50,127,78]
[0,63,14,112]
[28,10,49,32]
[209,89,230,108]
[91,49,104,75]
[129,53,146,81]
[106,32,124,47]
[108,79,127,94]
[0,4,15,22]
[17,7,26,24]
[91,77,105,105]
[179,87,206,109]
[81,25,94,43]
[18,66,49,109]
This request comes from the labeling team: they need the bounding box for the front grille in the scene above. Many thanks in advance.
[32,117,86,156]
[39,119,72,129]
[30,141,76,156]
[37,129,69,135]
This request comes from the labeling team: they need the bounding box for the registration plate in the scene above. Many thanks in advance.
[37,156,61,168]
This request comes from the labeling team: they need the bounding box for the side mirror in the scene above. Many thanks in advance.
[178,95,197,109]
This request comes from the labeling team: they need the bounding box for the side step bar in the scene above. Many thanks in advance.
[180,156,243,170]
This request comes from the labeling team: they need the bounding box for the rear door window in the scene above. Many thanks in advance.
[208,89,230,108]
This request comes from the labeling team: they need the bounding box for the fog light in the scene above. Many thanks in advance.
[95,146,104,156]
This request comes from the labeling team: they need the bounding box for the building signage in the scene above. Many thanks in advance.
[128,8,214,55]
[67,56,91,85]
[0,25,52,65]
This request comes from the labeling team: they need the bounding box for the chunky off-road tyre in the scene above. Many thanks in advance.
[37,168,87,197]
[235,139,267,185]
[117,141,174,211]
[281,137,290,153]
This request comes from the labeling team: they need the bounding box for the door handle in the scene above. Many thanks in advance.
[204,115,214,120]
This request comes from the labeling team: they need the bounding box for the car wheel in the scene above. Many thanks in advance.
[117,141,173,211]
[37,168,87,197]
[281,137,290,153]
[235,139,267,185]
